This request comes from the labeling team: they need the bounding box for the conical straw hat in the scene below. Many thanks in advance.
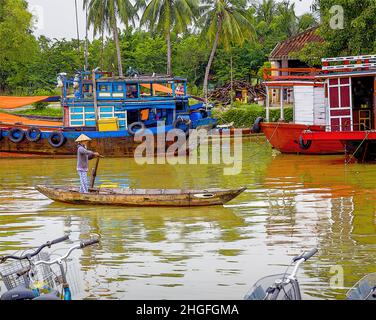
[75,134,92,142]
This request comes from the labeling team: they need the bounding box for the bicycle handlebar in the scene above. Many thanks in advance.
[0,235,70,263]
[50,235,70,246]
[80,238,100,248]
[302,248,318,261]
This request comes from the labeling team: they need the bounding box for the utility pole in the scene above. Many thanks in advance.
[84,2,89,72]
[74,0,80,54]
[230,55,233,106]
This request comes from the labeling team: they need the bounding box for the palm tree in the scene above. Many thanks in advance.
[275,1,298,37]
[84,0,136,76]
[201,0,254,102]
[253,0,276,25]
[138,0,199,75]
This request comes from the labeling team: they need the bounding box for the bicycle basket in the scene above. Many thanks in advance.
[244,273,298,300]
[34,256,83,299]
[347,273,376,300]
[0,252,51,291]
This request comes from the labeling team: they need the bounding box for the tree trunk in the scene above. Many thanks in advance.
[100,30,104,70]
[112,14,123,77]
[203,17,222,103]
[166,31,172,75]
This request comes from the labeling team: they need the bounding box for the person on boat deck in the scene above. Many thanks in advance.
[75,134,100,194]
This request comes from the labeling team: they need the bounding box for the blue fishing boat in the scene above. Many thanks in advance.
[0,70,217,157]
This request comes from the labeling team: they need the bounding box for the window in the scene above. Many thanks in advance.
[99,106,127,129]
[113,84,124,98]
[69,106,96,127]
[126,84,138,98]
[140,83,152,97]
[154,82,172,97]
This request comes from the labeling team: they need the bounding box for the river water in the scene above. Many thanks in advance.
[0,136,376,300]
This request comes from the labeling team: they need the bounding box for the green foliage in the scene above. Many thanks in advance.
[0,0,38,93]
[13,107,63,117]
[213,105,293,128]
[0,0,335,97]
[299,0,376,66]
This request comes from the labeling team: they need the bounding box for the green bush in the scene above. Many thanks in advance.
[31,88,59,111]
[212,104,293,128]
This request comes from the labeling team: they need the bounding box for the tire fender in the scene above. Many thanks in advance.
[48,131,66,148]
[127,122,146,136]
[26,127,42,142]
[252,117,264,133]
[8,128,25,143]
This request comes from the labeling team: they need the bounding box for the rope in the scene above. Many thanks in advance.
[345,130,370,165]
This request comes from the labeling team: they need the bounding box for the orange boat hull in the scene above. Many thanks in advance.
[261,122,344,155]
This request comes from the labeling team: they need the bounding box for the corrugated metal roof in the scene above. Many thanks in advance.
[270,27,323,61]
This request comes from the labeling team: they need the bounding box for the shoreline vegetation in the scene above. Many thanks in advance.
[3,104,294,129]
[0,1,374,114]
[213,105,293,127]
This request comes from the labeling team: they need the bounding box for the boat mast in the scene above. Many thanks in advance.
[74,0,80,53]
[84,2,89,72]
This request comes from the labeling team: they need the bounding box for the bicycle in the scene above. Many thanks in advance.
[244,248,318,300]
[346,273,376,300]
[0,235,99,300]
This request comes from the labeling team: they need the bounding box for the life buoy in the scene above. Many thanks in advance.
[48,131,66,148]
[128,122,146,136]
[173,117,191,134]
[299,135,312,150]
[252,117,264,133]
[8,128,25,143]
[26,127,42,142]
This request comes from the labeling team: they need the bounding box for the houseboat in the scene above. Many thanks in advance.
[260,67,344,154]
[0,70,217,157]
[259,27,344,155]
[300,55,376,162]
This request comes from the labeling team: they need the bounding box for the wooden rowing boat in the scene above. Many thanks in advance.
[36,185,246,207]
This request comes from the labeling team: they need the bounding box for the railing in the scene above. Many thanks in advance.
[263,68,321,81]
[322,55,376,73]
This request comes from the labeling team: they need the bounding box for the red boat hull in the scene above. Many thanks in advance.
[260,122,344,155]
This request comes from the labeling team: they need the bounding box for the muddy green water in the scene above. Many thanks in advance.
[1,137,376,300]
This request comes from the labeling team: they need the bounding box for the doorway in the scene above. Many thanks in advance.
[352,77,374,131]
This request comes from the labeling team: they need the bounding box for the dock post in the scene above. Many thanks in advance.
[266,86,270,122]
[92,69,100,131]
[280,87,284,121]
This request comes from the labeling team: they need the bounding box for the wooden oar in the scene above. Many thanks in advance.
[90,155,104,190]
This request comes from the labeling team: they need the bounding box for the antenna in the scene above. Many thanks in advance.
[74,0,80,53]
[84,1,89,71]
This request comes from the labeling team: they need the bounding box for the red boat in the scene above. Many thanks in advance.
[260,67,344,155]
[298,54,376,163]
[261,122,344,154]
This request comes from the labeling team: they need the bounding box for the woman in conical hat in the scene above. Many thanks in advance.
[75,134,100,193]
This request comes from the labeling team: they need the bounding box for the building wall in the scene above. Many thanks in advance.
[293,86,314,125]
[313,87,326,126]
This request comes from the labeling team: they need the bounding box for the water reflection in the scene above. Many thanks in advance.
[1,138,376,299]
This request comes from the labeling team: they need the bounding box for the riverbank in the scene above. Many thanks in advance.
[213,104,293,128]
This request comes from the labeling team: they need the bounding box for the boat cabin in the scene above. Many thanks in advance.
[58,71,191,131]
[263,55,376,132]
[263,68,325,124]
[317,55,376,132]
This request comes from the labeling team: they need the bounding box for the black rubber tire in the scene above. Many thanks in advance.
[252,117,264,133]
[0,128,2,141]
[299,135,312,150]
[26,127,42,142]
[48,131,66,148]
[127,122,146,136]
[8,128,25,143]
[173,117,192,133]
